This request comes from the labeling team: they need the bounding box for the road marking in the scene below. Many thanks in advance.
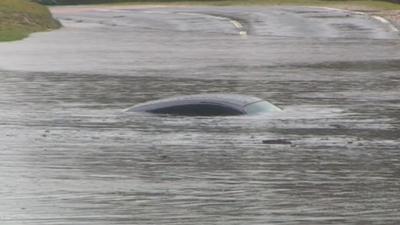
[239,31,247,36]
[310,7,399,33]
[373,15,390,24]
[372,16,399,32]
[229,19,247,36]
[230,20,243,29]
[177,12,247,36]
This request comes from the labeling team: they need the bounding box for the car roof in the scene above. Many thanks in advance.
[126,94,263,112]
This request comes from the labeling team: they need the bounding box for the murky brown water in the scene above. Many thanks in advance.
[1,6,400,225]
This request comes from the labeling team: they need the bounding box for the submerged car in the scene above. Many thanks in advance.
[124,94,281,116]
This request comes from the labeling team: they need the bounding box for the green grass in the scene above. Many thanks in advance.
[0,0,60,42]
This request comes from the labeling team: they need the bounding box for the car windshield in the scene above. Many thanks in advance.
[244,101,281,115]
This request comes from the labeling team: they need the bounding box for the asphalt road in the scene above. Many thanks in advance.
[0,6,400,225]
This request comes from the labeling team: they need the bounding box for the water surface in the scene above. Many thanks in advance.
[1,6,400,225]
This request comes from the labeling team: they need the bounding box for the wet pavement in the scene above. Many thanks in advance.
[1,6,400,225]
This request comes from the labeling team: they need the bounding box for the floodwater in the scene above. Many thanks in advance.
[1,6,400,225]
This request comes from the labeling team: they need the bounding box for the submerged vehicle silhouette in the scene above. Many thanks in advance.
[125,94,281,116]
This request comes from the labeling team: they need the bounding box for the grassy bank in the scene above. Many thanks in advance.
[0,0,60,42]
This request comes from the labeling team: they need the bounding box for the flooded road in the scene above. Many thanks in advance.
[1,6,400,225]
